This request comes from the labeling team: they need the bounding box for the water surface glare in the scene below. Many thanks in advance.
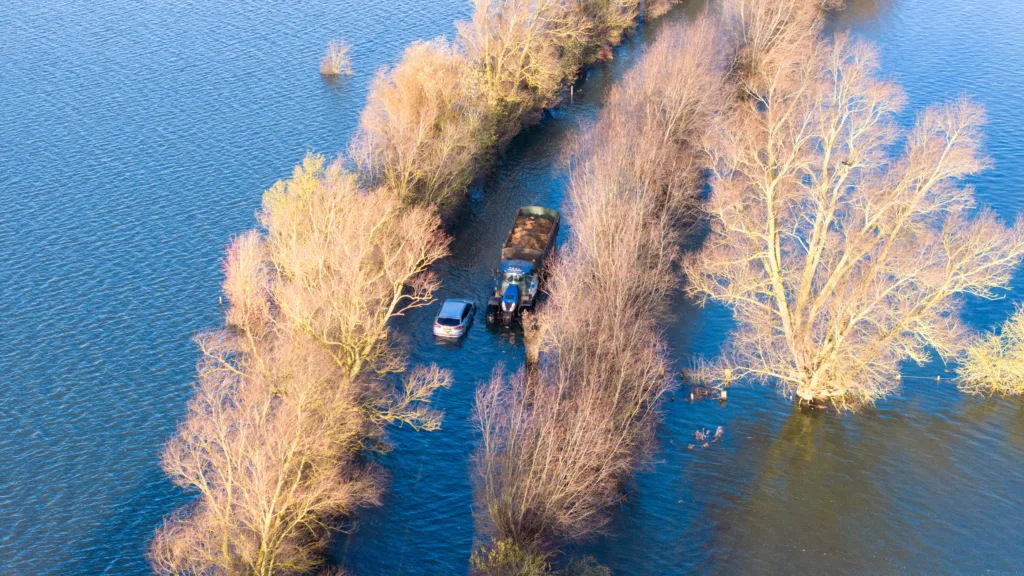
[1,0,1023,574]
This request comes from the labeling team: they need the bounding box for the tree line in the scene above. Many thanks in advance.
[151,1,688,574]
[472,15,723,573]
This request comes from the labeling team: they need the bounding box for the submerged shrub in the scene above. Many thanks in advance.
[565,556,612,576]
[320,39,354,76]
[643,0,677,20]
[958,307,1024,396]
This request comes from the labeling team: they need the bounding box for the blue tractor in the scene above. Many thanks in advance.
[486,206,560,325]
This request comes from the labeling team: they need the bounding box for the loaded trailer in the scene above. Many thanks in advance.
[486,206,560,325]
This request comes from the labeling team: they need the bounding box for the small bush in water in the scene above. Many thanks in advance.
[320,39,353,76]
[959,307,1024,396]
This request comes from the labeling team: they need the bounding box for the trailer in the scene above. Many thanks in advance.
[486,206,560,325]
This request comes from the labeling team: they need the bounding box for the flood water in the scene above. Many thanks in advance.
[1,0,1022,574]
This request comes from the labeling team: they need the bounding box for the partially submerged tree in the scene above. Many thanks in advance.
[685,33,1024,408]
[958,306,1024,396]
[475,368,635,552]
[260,155,449,379]
[457,0,594,143]
[352,40,484,215]
[151,155,451,575]
[582,0,642,58]
[320,40,354,76]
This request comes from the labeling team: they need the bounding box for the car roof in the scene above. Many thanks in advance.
[440,299,472,317]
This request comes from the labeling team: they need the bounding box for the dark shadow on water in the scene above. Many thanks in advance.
[321,73,356,96]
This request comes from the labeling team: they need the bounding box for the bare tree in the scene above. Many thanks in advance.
[643,0,682,20]
[259,155,449,379]
[475,369,633,551]
[958,306,1024,396]
[151,154,451,575]
[581,0,642,57]
[685,33,1024,408]
[352,40,484,215]
[722,0,824,88]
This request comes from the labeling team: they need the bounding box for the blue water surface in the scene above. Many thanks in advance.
[1,0,1022,574]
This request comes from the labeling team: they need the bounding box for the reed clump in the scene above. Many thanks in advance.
[958,307,1024,396]
[320,40,353,76]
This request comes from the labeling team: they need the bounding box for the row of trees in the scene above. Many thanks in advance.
[352,0,685,216]
[150,156,452,575]
[153,1,690,574]
[472,17,724,572]
[684,0,1024,407]
[467,0,840,567]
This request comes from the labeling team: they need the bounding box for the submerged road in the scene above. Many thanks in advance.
[334,5,711,573]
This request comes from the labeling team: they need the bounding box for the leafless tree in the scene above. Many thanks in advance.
[457,0,594,143]
[258,155,449,379]
[151,154,451,575]
[320,40,353,76]
[722,0,823,88]
[581,0,642,58]
[643,0,685,20]
[685,33,1024,408]
[352,40,484,215]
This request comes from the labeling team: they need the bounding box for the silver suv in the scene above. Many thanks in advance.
[433,298,476,338]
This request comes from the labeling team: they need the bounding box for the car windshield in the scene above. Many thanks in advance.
[436,317,461,327]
